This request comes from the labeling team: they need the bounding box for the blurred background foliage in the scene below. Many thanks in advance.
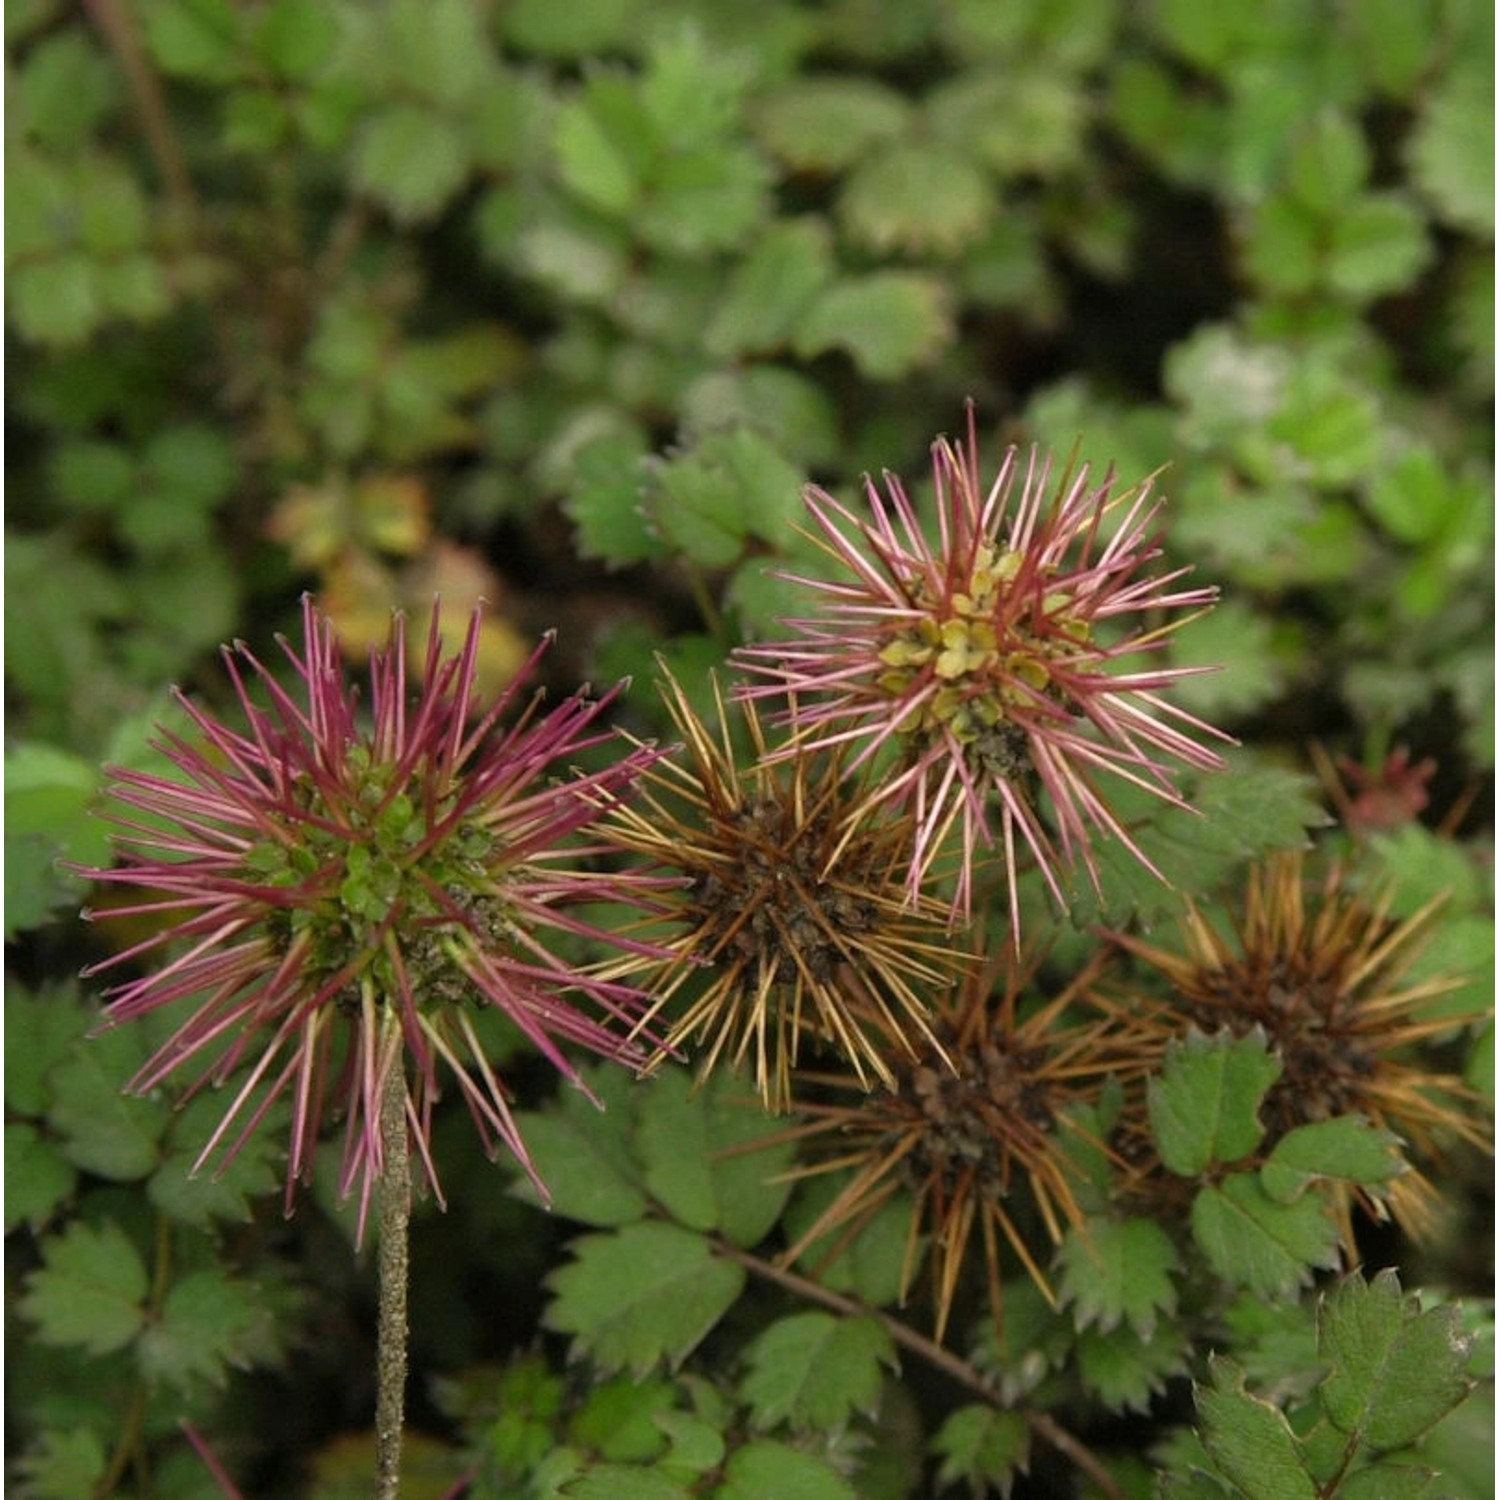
[5,0,1492,1496]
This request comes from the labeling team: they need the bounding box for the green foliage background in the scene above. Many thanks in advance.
[5,0,1492,1496]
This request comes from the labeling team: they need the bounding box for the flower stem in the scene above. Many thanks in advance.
[375,1051,411,1500]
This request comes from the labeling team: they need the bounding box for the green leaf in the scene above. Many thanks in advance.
[562,1468,692,1500]
[1336,1464,1439,1500]
[1057,1216,1179,1338]
[148,1089,287,1228]
[705,218,835,358]
[5,741,110,936]
[713,1439,858,1500]
[554,87,645,215]
[646,428,804,571]
[1149,1030,1281,1177]
[568,1373,674,1462]
[5,980,91,1118]
[1260,1116,1406,1205]
[780,1175,917,1309]
[14,1428,108,1500]
[1191,1175,1341,1299]
[1195,1356,1318,1500]
[47,1023,169,1181]
[545,1222,745,1374]
[501,0,634,56]
[1285,112,1369,213]
[1318,1270,1474,1452]
[1165,599,1284,721]
[634,1067,797,1248]
[350,105,469,225]
[1365,444,1472,545]
[639,145,772,256]
[1325,193,1431,300]
[838,143,996,256]
[508,1064,647,1226]
[20,1219,149,1355]
[793,272,952,379]
[8,255,101,346]
[1077,754,1330,927]
[142,0,241,82]
[656,1412,726,1479]
[753,77,911,171]
[254,0,338,80]
[931,1406,1030,1497]
[1076,1321,1188,1414]
[136,1269,270,1393]
[1406,69,1494,235]
[14,33,120,152]
[740,1313,894,1432]
[5,1122,76,1231]
[1266,369,1382,489]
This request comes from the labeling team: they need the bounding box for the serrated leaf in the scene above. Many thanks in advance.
[510,1067,648,1227]
[705,218,835,358]
[1325,193,1431,299]
[1260,1116,1405,1204]
[1057,1216,1179,1338]
[638,144,771,256]
[1336,1464,1438,1500]
[563,1466,692,1500]
[554,89,644,215]
[564,432,664,570]
[838,144,996,256]
[635,1067,796,1248]
[740,1313,894,1432]
[646,429,804,571]
[1077,755,1330,926]
[1191,1176,1341,1299]
[656,1411,726,1478]
[1406,70,1494,235]
[47,1024,169,1180]
[5,1122,76,1230]
[569,1374,675,1462]
[714,1438,858,1500]
[793,273,952,380]
[1318,1270,1474,1452]
[1196,1356,1318,1500]
[136,1269,270,1393]
[148,1089,287,1227]
[350,105,469,225]
[753,77,911,171]
[1286,112,1369,213]
[780,1175,917,1309]
[1076,1321,1188,1413]
[20,1219,148,1355]
[14,1427,108,1500]
[5,980,91,1117]
[545,1222,744,1375]
[1150,1030,1281,1177]
[932,1406,1030,1497]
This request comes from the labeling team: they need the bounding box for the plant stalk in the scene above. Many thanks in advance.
[375,1053,412,1500]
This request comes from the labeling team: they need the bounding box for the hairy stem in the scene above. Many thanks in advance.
[712,1235,1123,1500]
[375,1054,412,1500]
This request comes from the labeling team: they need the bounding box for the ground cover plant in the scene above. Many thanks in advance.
[5,1,1493,1496]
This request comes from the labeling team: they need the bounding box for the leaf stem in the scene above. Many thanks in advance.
[711,1234,1123,1500]
[375,1044,412,1500]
